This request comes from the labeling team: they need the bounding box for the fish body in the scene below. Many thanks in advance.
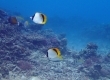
[8,16,18,24]
[30,12,47,24]
[24,21,29,27]
[47,48,63,61]
[16,16,30,27]
[16,16,24,21]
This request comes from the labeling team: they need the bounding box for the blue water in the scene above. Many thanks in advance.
[1,0,110,23]
[0,0,110,51]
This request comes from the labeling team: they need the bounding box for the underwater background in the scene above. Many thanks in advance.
[0,0,110,49]
[0,0,110,80]
[0,0,110,51]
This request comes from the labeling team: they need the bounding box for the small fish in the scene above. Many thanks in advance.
[30,12,47,24]
[16,16,30,27]
[16,16,24,21]
[47,48,63,61]
[24,21,29,27]
[8,16,18,25]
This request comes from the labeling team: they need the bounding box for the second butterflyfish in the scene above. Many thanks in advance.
[30,12,47,24]
[47,48,63,61]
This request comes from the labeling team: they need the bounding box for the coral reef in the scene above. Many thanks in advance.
[17,60,33,70]
[0,9,7,19]
[79,42,98,59]
[0,9,70,79]
[76,43,110,80]
[0,9,110,80]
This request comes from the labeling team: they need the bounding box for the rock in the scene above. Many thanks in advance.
[93,64,102,71]
[87,43,98,50]
[0,9,8,19]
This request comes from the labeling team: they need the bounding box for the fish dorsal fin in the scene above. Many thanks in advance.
[53,48,63,60]
[52,48,58,55]
[52,48,61,57]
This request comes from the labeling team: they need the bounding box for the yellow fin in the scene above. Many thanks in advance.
[58,56,63,60]
[53,48,61,56]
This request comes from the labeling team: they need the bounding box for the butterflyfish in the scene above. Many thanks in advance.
[47,48,63,61]
[30,12,47,24]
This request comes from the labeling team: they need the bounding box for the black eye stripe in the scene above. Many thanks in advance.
[32,14,35,20]
[46,52,48,57]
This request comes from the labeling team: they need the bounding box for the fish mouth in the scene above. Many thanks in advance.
[30,17,32,19]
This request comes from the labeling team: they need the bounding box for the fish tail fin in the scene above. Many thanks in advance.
[58,56,63,60]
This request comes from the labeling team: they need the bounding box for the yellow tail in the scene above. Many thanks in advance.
[58,56,63,60]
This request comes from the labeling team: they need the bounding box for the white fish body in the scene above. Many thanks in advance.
[48,49,58,58]
[47,49,62,61]
[30,12,43,24]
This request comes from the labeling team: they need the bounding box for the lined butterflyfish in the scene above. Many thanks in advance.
[30,12,47,24]
[47,48,63,61]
